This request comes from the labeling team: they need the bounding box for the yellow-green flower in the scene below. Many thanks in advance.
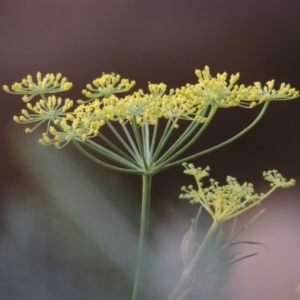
[177,66,299,108]
[180,163,295,222]
[39,117,102,148]
[3,72,72,102]
[73,67,299,133]
[39,100,106,148]
[13,96,73,133]
[4,67,299,156]
[80,73,136,102]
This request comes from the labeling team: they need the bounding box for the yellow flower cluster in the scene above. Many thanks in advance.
[4,67,299,148]
[263,169,296,188]
[3,72,73,102]
[13,96,73,133]
[39,99,106,148]
[180,163,295,222]
[178,66,299,108]
[81,73,136,102]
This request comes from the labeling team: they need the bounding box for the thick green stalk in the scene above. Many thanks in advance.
[132,174,152,300]
[167,220,220,300]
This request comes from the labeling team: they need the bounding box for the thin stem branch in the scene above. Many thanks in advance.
[97,133,138,164]
[159,105,218,166]
[132,117,148,169]
[162,101,270,171]
[141,123,150,160]
[154,120,200,166]
[149,122,158,158]
[150,119,173,164]
[84,139,138,169]
[122,124,142,160]
[73,140,140,174]
[154,106,210,166]
[106,121,140,160]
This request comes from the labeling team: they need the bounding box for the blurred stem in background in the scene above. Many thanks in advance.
[167,165,295,300]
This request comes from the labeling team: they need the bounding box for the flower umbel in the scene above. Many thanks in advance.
[13,96,73,133]
[181,66,299,108]
[3,72,72,102]
[180,163,295,222]
[4,67,299,300]
[81,73,136,102]
[4,67,300,174]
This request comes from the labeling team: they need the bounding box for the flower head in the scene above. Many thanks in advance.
[177,66,299,108]
[40,100,106,148]
[76,80,209,130]
[39,116,103,148]
[4,67,299,153]
[80,73,136,102]
[180,163,295,222]
[3,72,72,102]
[13,96,73,133]
[263,169,295,188]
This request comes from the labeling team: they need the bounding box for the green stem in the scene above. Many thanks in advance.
[162,101,270,171]
[106,121,140,160]
[97,133,138,164]
[73,140,140,174]
[155,105,217,167]
[154,120,199,166]
[84,139,138,169]
[149,122,158,157]
[150,119,174,164]
[154,106,210,166]
[122,124,142,160]
[132,117,148,169]
[132,174,152,300]
[167,220,220,300]
[141,123,149,160]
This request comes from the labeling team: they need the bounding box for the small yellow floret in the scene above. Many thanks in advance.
[3,85,9,92]
[49,126,56,134]
[22,95,29,102]
[37,72,42,82]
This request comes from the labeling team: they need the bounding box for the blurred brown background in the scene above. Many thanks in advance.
[0,1,300,299]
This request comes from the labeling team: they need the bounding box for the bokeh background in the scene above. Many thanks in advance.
[0,1,300,299]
